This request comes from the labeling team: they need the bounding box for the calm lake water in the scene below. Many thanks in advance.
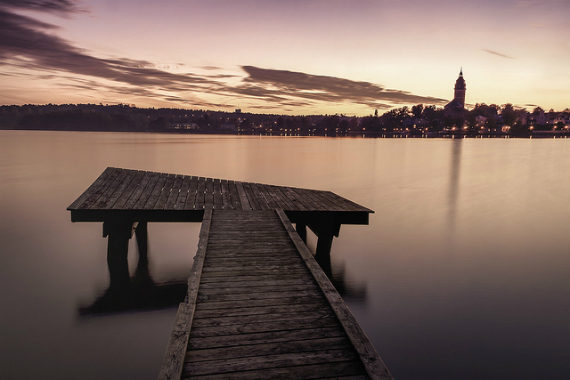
[0,131,569,379]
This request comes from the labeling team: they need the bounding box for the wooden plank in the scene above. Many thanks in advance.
[197,284,316,299]
[296,188,325,211]
[183,176,199,209]
[195,177,206,209]
[204,250,299,258]
[282,186,310,211]
[258,183,280,209]
[207,209,274,218]
[326,191,372,212]
[173,175,192,210]
[241,182,259,210]
[189,315,339,338]
[142,173,168,209]
[201,263,310,274]
[224,181,235,210]
[133,171,161,209]
[234,182,250,210]
[191,295,324,310]
[191,309,335,328]
[197,278,314,290]
[313,189,338,210]
[203,251,304,261]
[276,209,393,380]
[220,180,230,209]
[103,169,140,208]
[250,183,271,209]
[184,349,359,376]
[165,174,184,209]
[196,288,322,302]
[110,170,146,209]
[321,190,353,211]
[205,178,214,209]
[123,171,154,209]
[266,184,292,210]
[158,208,213,380]
[183,360,366,379]
[154,174,176,210]
[158,303,193,380]
[186,336,351,362]
[187,326,346,350]
[192,302,330,320]
[198,273,310,284]
[67,167,114,209]
[89,168,126,209]
[213,179,223,209]
[82,167,124,208]
[202,257,303,266]
[199,268,309,278]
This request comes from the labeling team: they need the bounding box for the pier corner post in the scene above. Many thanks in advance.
[296,222,307,243]
[103,219,136,290]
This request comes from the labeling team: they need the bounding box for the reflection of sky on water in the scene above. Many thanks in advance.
[1,131,569,379]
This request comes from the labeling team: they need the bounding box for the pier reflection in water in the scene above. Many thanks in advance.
[79,222,187,316]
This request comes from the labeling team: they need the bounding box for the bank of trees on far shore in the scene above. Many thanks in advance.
[0,103,568,137]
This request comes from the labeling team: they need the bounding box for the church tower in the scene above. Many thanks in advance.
[453,68,466,108]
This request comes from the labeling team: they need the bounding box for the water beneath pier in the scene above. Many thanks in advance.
[0,131,569,379]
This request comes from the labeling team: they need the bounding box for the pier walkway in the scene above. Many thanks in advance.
[67,167,392,379]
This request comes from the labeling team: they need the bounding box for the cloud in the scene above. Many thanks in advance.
[200,65,222,71]
[483,49,515,59]
[236,66,445,108]
[0,0,78,13]
[0,1,446,112]
[0,6,217,95]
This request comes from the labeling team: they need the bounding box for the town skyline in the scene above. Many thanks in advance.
[1,0,569,115]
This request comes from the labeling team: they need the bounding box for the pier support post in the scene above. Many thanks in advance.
[103,219,136,290]
[134,222,152,284]
[296,222,307,243]
[311,218,341,277]
[315,233,333,276]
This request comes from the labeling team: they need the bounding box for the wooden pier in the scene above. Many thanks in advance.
[68,167,392,379]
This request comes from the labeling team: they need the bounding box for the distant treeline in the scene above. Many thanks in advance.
[0,103,568,137]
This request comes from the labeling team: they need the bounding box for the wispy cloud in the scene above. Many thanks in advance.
[483,49,515,59]
[0,0,79,13]
[232,66,445,109]
[0,0,446,112]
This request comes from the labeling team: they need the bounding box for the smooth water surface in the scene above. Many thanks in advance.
[0,131,569,379]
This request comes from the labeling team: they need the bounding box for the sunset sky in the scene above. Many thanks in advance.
[1,0,568,115]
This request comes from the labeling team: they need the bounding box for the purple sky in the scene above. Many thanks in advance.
[1,0,568,114]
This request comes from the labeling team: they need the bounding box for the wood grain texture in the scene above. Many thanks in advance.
[178,210,379,379]
[68,167,372,224]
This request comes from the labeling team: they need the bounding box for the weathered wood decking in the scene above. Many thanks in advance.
[68,167,371,223]
[67,167,392,379]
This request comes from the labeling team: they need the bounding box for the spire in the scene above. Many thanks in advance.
[459,67,463,76]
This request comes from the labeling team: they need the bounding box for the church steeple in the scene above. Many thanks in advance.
[453,68,466,108]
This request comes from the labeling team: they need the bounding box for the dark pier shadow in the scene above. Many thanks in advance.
[78,223,187,316]
[297,222,367,301]
[329,262,367,301]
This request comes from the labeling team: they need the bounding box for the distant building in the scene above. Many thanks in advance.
[445,68,466,111]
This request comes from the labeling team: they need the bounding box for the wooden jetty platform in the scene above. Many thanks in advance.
[67,167,392,379]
